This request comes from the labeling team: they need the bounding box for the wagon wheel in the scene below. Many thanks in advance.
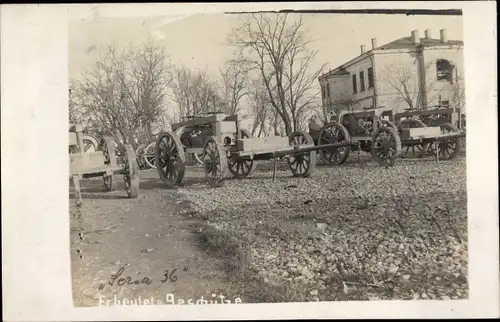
[317,122,351,165]
[155,131,186,186]
[82,135,98,152]
[135,144,147,169]
[228,129,257,178]
[397,119,429,158]
[143,141,157,169]
[428,123,461,160]
[287,131,317,177]
[100,136,117,191]
[203,137,228,187]
[371,126,402,167]
[122,144,140,198]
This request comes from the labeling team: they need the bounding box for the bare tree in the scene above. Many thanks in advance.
[150,110,176,135]
[384,65,421,110]
[70,40,171,149]
[171,66,220,117]
[450,72,466,110]
[68,86,90,127]
[383,59,459,111]
[127,40,173,141]
[228,13,327,136]
[218,58,250,116]
[248,78,272,137]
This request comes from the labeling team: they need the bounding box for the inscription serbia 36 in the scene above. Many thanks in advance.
[98,266,187,290]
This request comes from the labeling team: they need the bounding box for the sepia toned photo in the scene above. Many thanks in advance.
[2,2,498,320]
[68,10,469,307]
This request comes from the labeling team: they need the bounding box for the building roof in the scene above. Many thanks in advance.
[319,34,464,81]
[377,37,464,50]
[331,68,350,76]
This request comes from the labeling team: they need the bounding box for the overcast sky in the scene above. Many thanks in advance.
[68,13,463,128]
[69,12,464,79]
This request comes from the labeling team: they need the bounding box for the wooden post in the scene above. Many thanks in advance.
[357,142,361,165]
[272,158,278,182]
[72,174,82,207]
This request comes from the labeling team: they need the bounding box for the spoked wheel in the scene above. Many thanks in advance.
[317,122,351,165]
[203,137,228,187]
[136,144,147,169]
[287,131,317,177]
[397,119,429,158]
[155,131,186,186]
[82,135,99,152]
[228,129,257,178]
[122,144,140,198]
[428,123,461,160]
[144,141,157,169]
[371,126,402,167]
[100,136,117,191]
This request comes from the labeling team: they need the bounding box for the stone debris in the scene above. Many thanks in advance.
[178,157,468,301]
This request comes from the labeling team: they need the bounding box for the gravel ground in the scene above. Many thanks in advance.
[178,153,468,302]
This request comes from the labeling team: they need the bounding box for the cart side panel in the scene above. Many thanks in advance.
[401,127,441,140]
[70,152,107,174]
[237,136,289,152]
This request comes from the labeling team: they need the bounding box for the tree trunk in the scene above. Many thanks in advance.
[146,121,153,142]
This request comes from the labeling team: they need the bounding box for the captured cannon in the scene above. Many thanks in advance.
[311,107,402,167]
[394,106,465,158]
[69,124,140,206]
[310,106,464,167]
[153,112,359,187]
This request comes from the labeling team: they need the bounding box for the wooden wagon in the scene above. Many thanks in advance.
[153,112,356,187]
[311,106,464,167]
[69,124,140,206]
[310,107,402,167]
[394,107,465,159]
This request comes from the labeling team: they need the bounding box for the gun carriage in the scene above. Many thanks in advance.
[69,124,140,206]
[153,112,358,187]
[310,107,402,167]
[394,107,465,158]
[310,106,465,167]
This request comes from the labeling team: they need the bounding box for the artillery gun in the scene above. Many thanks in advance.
[69,124,140,206]
[394,106,465,158]
[154,111,359,187]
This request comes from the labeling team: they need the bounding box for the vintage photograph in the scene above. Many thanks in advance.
[68,11,468,307]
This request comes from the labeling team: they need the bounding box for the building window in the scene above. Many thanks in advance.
[367,67,374,88]
[352,74,357,93]
[436,59,454,83]
[359,71,365,91]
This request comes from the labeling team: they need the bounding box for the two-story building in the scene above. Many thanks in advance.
[319,29,465,116]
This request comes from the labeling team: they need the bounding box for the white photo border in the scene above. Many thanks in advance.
[1,1,498,320]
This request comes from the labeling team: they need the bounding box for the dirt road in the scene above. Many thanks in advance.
[70,169,238,307]
[70,152,468,305]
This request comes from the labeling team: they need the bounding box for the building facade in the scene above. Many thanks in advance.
[319,29,465,116]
